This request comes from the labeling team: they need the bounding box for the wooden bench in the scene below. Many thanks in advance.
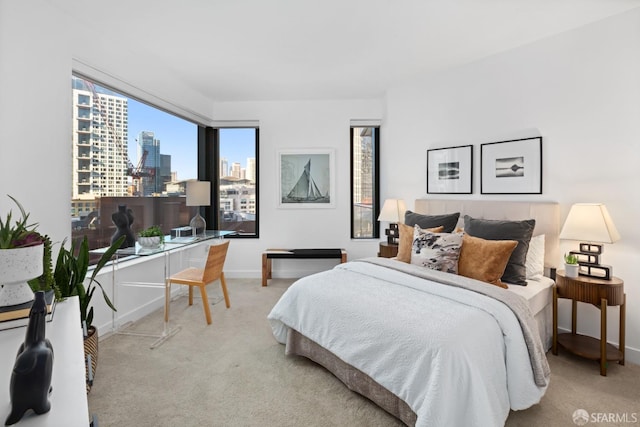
[262,248,347,286]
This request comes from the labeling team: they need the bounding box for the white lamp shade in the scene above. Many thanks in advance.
[559,203,620,243]
[377,199,406,223]
[186,181,211,206]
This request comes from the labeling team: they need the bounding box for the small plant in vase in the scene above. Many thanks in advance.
[564,253,580,278]
[138,225,164,249]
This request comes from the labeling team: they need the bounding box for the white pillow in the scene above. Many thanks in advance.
[525,234,545,279]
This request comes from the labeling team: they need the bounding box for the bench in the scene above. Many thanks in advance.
[261,248,347,286]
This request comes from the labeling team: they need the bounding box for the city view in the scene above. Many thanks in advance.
[71,76,257,250]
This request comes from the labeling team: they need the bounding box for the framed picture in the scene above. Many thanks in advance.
[480,137,542,194]
[278,149,335,208]
[426,145,473,194]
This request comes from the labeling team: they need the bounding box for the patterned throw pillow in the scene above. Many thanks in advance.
[396,223,444,263]
[410,226,463,274]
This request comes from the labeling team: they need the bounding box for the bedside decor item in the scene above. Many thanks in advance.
[278,149,335,208]
[0,195,45,307]
[481,137,542,194]
[563,253,579,278]
[186,180,210,236]
[559,203,620,280]
[427,145,473,194]
[110,204,135,249]
[378,199,406,244]
[5,291,54,426]
[138,225,164,249]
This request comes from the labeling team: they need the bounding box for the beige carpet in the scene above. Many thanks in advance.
[88,278,640,427]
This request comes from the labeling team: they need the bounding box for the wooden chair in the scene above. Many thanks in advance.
[165,240,230,325]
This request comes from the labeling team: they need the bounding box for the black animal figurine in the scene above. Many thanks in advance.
[5,291,54,426]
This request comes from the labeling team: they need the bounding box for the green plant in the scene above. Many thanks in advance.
[138,225,164,243]
[0,195,43,249]
[564,253,578,265]
[53,235,125,327]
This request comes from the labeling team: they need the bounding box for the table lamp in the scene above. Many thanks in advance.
[186,180,210,236]
[378,199,406,244]
[559,203,620,280]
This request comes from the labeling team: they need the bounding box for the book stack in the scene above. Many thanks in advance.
[0,289,56,331]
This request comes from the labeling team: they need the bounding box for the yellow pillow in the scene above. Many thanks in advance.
[396,223,444,263]
[458,234,518,289]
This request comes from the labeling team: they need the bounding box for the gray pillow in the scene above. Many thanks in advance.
[463,215,535,286]
[404,211,460,233]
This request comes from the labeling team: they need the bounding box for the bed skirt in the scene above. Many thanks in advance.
[286,328,417,426]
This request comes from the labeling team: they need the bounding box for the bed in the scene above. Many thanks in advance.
[268,200,559,427]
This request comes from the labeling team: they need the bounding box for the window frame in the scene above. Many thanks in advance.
[350,126,380,239]
[200,126,260,238]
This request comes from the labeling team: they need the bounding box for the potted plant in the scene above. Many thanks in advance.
[564,253,579,278]
[0,195,47,306]
[53,235,124,393]
[138,225,164,249]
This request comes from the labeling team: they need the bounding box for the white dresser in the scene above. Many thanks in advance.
[0,297,90,426]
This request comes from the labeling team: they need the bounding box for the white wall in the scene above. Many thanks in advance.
[384,9,640,363]
[212,99,383,277]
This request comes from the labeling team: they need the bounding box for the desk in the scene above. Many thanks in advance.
[0,298,90,427]
[95,231,235,348]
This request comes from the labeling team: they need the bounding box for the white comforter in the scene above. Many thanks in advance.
[268,259,549,427]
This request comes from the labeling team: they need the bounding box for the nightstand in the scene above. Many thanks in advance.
[552,270,625,376]
[378,242,398,258]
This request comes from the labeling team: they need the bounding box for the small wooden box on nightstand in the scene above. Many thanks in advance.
[552,270,625,376]
[378,242,398,258]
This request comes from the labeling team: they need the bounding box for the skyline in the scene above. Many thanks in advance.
[78,76,256,183]
[127,100,256,182]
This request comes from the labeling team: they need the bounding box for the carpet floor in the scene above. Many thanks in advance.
[88,278,640,427]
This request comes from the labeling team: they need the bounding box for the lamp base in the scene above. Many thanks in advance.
[571,242,612,280]
[189,213,206,236]
[578,263,613,280]
[385,223,399,245]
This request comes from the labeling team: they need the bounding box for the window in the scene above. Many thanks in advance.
[350,126,380,239]
[201,127,259,237]
[71,75,198,251]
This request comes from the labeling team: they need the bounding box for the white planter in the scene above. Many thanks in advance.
[565,263,579,278]
[0,244,44,306]
[138,236,162,249]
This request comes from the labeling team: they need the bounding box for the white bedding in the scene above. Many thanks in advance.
[268,259,549,427]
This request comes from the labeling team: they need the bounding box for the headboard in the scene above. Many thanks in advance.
[414,199,560,268]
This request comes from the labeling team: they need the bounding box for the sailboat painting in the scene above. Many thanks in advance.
[279,149,335,208]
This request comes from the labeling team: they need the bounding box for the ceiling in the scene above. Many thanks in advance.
[51,0,640,102]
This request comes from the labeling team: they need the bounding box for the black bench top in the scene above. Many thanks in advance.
[265,249,344,259]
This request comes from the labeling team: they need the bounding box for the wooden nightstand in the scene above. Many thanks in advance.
[552,270,625,376]
[378,242,398,258]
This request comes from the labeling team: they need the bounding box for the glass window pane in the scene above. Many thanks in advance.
[218,128,257,236]
[351,126,378,239]
[71,75,197,254]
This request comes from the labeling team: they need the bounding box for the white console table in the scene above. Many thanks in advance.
[0,297,89,427]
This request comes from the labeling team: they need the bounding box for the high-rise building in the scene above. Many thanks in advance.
[72,81,129,200]
[160,154,172,192]
[231,162,242,179]
[220,157,229,178]
[246,157,256,182]
[138,131,161,196]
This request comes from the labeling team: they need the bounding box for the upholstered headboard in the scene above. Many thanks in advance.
[414,199,560,268]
